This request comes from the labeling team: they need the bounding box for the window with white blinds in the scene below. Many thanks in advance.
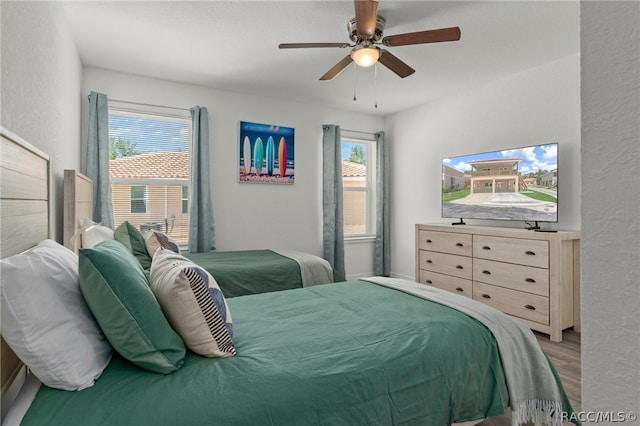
[108,108,191,244]
[341,138,377,237]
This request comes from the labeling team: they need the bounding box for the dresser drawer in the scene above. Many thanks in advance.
[419,250,472,280]
[473,258,549,296]
[473,235,549,268]
[418,270,472,298]
[473,282,549,325]
[418,230,472,256]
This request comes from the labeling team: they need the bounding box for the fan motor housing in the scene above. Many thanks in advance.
[348,16,385,43]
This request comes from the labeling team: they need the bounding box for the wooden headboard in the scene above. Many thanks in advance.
[0,126,50,418]
[63,169,93,252]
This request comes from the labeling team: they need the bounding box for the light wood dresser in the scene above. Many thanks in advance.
[415,223,580,342]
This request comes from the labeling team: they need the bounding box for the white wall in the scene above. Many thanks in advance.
[384,54,581,279]
[0,1,83,242]
[580,0,639,414]
[81,68,384,277]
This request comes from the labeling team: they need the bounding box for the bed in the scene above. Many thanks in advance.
[1,128,576,426]
[0,127,51,423]
[63,169,340,297]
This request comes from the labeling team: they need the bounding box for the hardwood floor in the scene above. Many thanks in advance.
[475,329,581,426]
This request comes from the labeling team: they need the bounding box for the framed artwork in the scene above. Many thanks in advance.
[239,121,295,184]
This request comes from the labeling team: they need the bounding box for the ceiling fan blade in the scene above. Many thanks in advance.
[319,55,353,81]
[382,26,461,47]
[354,0,378,37]
[279,43,349,49]
[378,49,415,78]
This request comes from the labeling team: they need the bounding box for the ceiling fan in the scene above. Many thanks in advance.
[278,0,461,81]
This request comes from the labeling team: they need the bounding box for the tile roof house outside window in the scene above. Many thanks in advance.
[110,151,189,243]
[111,155,368,241]
[342,159,367,235]
[108,108,191,244]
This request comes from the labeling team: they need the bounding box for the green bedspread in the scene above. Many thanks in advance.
[185,249,304,297]
[20,281,509,426]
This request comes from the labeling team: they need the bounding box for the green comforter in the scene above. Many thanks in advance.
[185,249,304,297]
[21,281,509,426]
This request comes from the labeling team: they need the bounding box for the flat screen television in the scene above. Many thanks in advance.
[441,143,558,227]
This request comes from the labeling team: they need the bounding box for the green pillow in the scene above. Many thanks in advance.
[114,221,152,270]
[79,240,185,374]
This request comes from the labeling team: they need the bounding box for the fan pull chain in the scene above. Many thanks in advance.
[374,63,378,108]
[353,62,357,101]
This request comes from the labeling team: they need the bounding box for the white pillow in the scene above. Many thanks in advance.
[80,218,114,248]
[0,240,112,390]
[150,249,236,358]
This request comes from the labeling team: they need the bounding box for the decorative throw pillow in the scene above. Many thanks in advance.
[79,240,185,374]
[80,217,115,248]
[0,240,112,390]
[114,221,152,270]
[144,230,180,259]
[150,249,236,358]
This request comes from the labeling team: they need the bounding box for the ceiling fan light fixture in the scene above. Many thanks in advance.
[351,47,380,67]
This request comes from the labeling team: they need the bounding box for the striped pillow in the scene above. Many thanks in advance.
[149,249,235,358]
[144,230,180,258]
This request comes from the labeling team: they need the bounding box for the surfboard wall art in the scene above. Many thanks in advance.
[253,137,264,176]
[266,136,275,176]
[238,121,295,184]
[278,137,287,178]
[242,136,251,174]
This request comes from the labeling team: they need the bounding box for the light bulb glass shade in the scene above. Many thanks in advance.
[351,47,380,67]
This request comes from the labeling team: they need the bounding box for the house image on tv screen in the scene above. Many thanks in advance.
[442,164,465,191]
[441,143,558,223]
[468,158,527,194]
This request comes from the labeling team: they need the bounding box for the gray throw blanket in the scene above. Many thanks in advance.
[273,249,334,287]
[361,277,572,426]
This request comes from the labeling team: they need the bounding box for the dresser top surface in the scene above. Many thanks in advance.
[416,223,580,241]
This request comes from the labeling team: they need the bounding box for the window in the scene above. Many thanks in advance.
[130,185,147,213]
[108,106,191,244]
[182,185,188,214]
[341,138,376,237]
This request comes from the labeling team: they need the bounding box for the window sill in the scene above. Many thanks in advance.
[344,235,376,244]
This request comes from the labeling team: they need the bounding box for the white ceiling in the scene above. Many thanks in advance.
[61,1,580,116]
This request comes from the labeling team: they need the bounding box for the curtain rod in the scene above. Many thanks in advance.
[341,128,377,136]
[88,95,191,113]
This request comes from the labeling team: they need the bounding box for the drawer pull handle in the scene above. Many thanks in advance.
[426,239,432,243]
[425,280,433,284]
[524,304,536,311]
[482,270,491,275]
[525,250,536,256]
[426,259,432,264]
[481,294,491,299]
[456,265,464,270]
[456,242,464,247]
[525,278,536,283]
[455,287,464,292]
[482,246,491,250]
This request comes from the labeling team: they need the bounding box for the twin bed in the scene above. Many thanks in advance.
[62,168,340,297]
[1,128,575,426]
